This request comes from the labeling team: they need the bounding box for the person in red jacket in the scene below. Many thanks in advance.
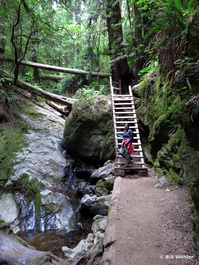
[120,123,134,167]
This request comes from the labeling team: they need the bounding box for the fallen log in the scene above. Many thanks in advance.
[46,100,70,115]
[40,74,65,82]
[0,57,111,77]
[0,69,77,107]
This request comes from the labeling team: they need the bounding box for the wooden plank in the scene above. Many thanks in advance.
[115,121,137,124]
[116,136,140,140]
[113,101,134,104]
[115,166,148,170]
[115,115,136,117]
[114,111,136,114]
[114,107,135,110]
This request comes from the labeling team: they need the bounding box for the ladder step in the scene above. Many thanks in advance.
[116,122,138,127]
[114,107,134,110]
[116,136,140,139]
[113,99,134,102]
[113,95,133,96]
[115,166,148,170]
[116,148,143,152]
[113,103,135,106]
[115,115,136,119]
[114,111,136,114]
[116,161,146,166]
[116,154,144,158]
[116,124,138,127]
[115,121,137,124]
[119,143,141,148]
[116,129,139,132]
[116,128,138,132]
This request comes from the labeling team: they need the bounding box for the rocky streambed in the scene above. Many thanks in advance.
[0,101,115,264]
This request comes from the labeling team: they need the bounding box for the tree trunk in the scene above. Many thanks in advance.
[32,48,40,83]
[0,0,6,54]
[106,0,130,94]
[133,3,145,75]
[17,59,110,77]
[46,101,70,115]
[40,74,65,82]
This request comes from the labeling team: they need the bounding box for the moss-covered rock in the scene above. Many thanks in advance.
[0,121,28,188]
[136,57,199,249]
[137,65,199,209]
[95,177,114,196]
[63,96,114,163]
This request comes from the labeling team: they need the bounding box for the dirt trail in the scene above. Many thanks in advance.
[102,169,199,265]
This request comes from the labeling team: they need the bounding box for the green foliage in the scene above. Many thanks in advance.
[0,121,28,184]
[22,71,34,83]
[139,61,157,75]
[73,81,110,99]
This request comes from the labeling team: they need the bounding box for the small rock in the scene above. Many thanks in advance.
[154,176,169,188]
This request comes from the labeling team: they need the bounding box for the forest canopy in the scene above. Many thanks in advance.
[0,0,198,93]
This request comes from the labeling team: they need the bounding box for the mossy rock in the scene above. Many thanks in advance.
[0,121,28,187]
[95,177,114,196]
[14,173,42,216]
[63,95,114,163]
[153,127,187,183]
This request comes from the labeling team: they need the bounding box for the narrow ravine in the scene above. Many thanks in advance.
[0,99,114,264]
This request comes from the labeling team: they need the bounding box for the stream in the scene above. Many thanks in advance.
[6,103,97,258]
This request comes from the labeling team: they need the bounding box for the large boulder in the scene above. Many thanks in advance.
[63,96,114,163]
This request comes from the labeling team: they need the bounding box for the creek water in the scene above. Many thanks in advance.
[17,164,95,258]
[18,217,93,258]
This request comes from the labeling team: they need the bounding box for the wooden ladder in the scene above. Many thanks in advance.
[110,77,148,176]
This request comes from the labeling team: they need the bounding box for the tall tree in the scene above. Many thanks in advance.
[105,0,130,93]
[0,0,6,55]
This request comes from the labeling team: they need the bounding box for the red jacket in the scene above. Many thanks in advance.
[122,139,134,154]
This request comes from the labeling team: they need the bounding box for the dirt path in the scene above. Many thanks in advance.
[102,169,199,265]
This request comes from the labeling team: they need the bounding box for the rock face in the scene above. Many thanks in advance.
[135,14,199,246]
[63,96,115,163]
[11,106,70,185]
[0,103,79,235]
